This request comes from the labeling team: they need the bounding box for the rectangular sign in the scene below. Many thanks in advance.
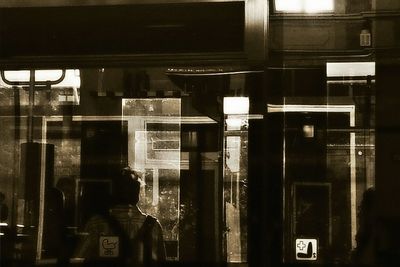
[99,236,119,258]
[295,238,317,261]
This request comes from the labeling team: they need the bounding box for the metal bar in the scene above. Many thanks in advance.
[0,70,66,86]
[349,109,357,249]
[27,70,35,142]
[0,53,247,70]
[0,0,245,8]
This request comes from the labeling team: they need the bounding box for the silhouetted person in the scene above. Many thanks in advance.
[0,192,8,222]
[0,192,11,264]
[352,187,376,265]
[43,187,67,262]
[74,167,166,266]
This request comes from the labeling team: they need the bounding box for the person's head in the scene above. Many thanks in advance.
[114,167,142,205]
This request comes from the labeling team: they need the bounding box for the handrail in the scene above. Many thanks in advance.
[0,70,66,87]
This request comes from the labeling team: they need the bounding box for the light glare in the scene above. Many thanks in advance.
[275,0,302,11]
[275,0,333,12]
[223,97,249,115]
[327,62,375,77]
[226,118,243,130]
[1,69,81,88]
[305,0,333,12]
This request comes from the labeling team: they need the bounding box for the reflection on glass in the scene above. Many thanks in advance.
[326,62,376,254]
[123,98,181,260]
[1,69,81,88]
[275,0,334,13]
[326,62,375,78]
[279,104,355,263]
[0,69,81,106]
[276,63,375,264]
[223,97,249,115]
[224,113,248,263]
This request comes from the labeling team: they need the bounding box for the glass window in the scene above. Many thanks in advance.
[0,67,253,266]
[275,0,334,13]
[224,97,249,263]
[267,62,375,264]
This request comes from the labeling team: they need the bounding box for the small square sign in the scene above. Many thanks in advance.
[99,236,119,258]
[295,238,317,261]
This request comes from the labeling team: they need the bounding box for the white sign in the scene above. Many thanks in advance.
[295,238,317,261]
[99,236,119,258]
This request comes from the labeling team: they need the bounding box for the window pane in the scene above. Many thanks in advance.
[275,0,334,12]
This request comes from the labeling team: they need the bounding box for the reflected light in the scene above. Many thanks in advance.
[327,62,375,77]
[267,104,355,114]
[224,97,249,115]
[4,70,63,82]
[305,0,333,12]
[275,0,333,13]
[275,0,302,12]
[226,118,243,131]
[1,69,81,88]
[303,125,314,138]
[0,222,8,226]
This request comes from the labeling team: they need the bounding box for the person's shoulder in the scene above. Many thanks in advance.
[145,214,158,224]
[145,215,162,230]
[85,214,110,229]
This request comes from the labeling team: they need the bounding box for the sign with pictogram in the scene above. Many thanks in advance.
[99,236,119,257]
[295,238,317,261]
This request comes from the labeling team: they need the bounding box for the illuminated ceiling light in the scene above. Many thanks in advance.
[223,97,249,115]
[275,0,333,13]
[327,62,375,77]
[0,69,81,88]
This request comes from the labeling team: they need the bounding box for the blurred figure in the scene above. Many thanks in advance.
[0,192,8,222]
[0,192,11,264]
[75,167,166,266]
[43,187,67,261]
[352,188,376,265]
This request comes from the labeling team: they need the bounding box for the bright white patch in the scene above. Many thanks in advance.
[1,69,81,88]
[223,97,249,115]
[275,0,333,13]
[295,238,318,261]
[327,62,375,77]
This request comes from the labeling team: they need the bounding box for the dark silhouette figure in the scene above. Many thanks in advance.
[0,192,8,222]
[352,188,376,265]
[0,192,11,264]
[43,187,67,262]
[74,167,166,266]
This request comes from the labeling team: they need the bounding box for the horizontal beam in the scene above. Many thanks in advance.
[0,0,244,8]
